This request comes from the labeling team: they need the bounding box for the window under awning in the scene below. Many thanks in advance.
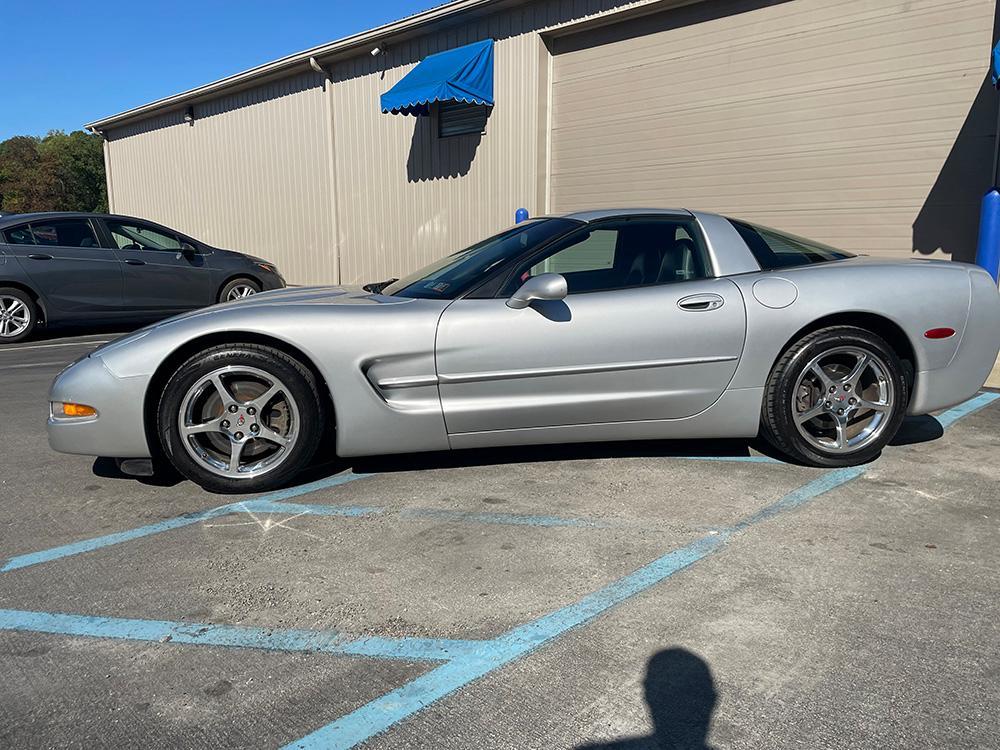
[380,39,494,116]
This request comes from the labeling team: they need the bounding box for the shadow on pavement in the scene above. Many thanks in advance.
[576,647,718,750]
[890,415,945,446]
[327,437,775,477]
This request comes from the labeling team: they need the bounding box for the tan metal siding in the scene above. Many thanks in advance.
[550,0,996,261]
[104,72,336,285]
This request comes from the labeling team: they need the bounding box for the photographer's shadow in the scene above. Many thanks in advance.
[578,648,717,750]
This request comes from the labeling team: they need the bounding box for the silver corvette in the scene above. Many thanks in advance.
[48,209,1000,493]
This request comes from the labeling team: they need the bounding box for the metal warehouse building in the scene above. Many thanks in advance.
[87,0,999,286]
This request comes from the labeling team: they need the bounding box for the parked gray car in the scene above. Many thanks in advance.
[0,212,285,343]
[47,209,1000,493]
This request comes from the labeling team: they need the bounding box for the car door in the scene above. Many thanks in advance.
[102,218,214,312]
[3,218,124,315]
[434,217,747,435]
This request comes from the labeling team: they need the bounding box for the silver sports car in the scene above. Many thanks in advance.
[48,209,1000,493]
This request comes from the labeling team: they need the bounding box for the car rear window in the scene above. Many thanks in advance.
[729,219,854,270]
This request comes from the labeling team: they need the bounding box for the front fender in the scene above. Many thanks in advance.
[96,298,452,458]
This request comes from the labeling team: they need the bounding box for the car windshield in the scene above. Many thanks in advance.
[382,218,581,299]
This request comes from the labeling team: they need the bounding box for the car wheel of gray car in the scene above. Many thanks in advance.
[0,287,37,344]
[762,325,909,467]
[220,278,261,303]
[157,344,324,493]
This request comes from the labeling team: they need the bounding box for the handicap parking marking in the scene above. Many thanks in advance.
[2,393,996,749]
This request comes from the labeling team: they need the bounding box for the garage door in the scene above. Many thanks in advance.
[549,0,993,260]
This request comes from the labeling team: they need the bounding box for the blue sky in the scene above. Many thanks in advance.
[0,0,440,140]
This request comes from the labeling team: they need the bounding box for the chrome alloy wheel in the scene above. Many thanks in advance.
[792,346,894,454]
[0,295,31,338]
[226,284,258,301]
[177,366,299,479]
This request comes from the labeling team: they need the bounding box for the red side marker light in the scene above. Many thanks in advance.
[924,328,955,339]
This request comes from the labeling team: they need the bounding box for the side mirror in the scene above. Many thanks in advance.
[180,241,198,257]
[507,272,568,309]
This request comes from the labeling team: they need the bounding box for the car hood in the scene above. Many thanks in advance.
[88,286,418,361]
[229,285,410,306]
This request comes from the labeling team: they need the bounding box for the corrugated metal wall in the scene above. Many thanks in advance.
[549,0,996,261]
[105,72,337,284]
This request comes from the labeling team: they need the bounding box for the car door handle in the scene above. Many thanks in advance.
[678,293,724,311]
[27,253,53,260]
[124,258,146,266]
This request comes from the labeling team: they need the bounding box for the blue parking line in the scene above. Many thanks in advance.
[253,472,372,501]
[0,609,483,662]
[681,454,780,464]
[238,499,383,517]
[0,504,239,573]
[0,472,372,573]
[934,391,999,429]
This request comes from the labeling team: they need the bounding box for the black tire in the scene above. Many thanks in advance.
[0,287,38,344]
[761,325,909,467]
[157,344,324,493]
[219,277,261,303]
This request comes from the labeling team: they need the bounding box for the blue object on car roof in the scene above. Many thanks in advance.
[380,39,494,116]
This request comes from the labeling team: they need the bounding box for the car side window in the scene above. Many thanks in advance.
[107,221,183,251]
[2,225,36,245]
[29,219,101,248]
[502,219,710,296]
[729,219,854,269]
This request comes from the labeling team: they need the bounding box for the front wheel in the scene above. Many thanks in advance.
[157,344,324,493]
[219,277,261,303]
[761,326,909,467]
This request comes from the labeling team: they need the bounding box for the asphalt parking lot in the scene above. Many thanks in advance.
[2,333,1000,749]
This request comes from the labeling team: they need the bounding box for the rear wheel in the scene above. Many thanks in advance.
[157,344,324,493]
[762,326,908,467]
[0,287,37,344]
[219,277,261,303]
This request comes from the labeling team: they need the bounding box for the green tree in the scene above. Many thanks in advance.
[0,130,107,214]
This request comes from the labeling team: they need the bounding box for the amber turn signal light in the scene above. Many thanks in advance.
[55,402,97,418]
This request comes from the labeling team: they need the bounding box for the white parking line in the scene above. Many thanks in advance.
[0,339,109,353]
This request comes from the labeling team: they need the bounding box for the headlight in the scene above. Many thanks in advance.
[256,262,279,274]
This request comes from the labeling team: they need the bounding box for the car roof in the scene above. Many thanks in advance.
[558,208,695,222]
[0,211,162,229]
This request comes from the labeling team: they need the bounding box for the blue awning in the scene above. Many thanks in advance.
[380,39,494,116]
